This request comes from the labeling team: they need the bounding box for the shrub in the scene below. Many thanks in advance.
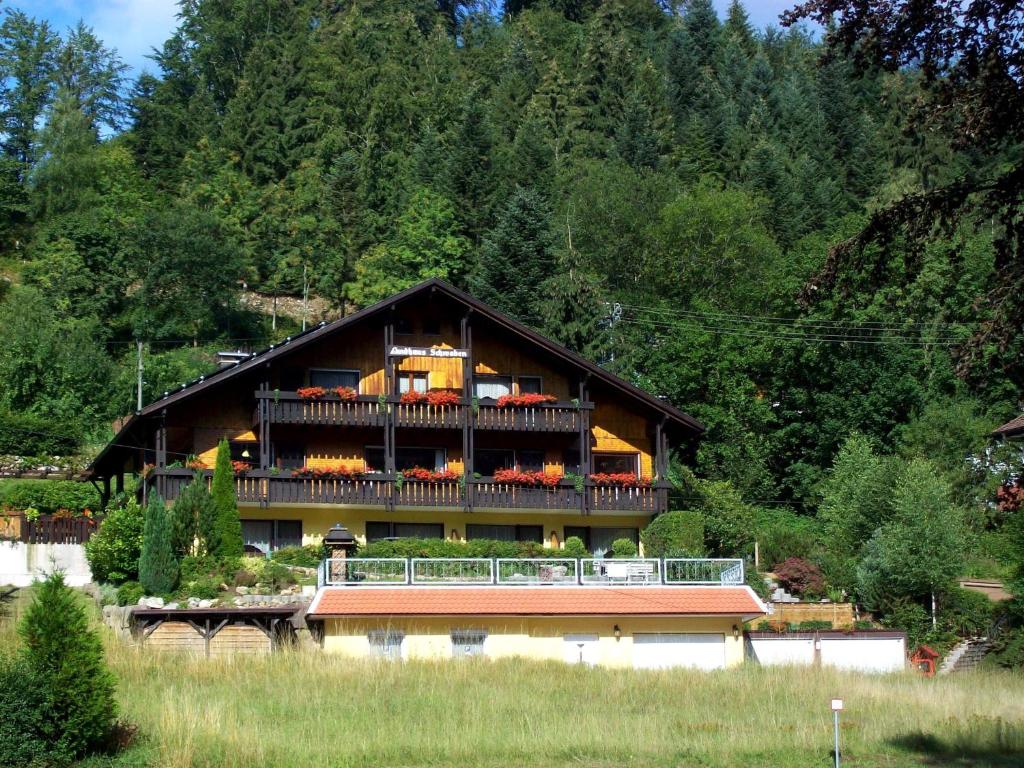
[0,409,81,456]
[939,587,994,637]
[233,569,258,588]
[0,654,60,766]
[746,568,772,601]
[990,627,1024,669]
[562,536,589,558]
[177,555,226,598]
[752,507,820,566]
[641,511,705,557]
[271,545,324,568]
[611,538,638,558]
[19,572,116,759]
[880,598,931,647]
[774,557,825,598]
[170,474,217,556]
[854,620,874,631]
[796,620,833,631]
[138,494,178,595]
[116,581,144,606]
[210,439,243,559]
[260,561,297,591]
[85,498,145,584]
[0,478,99,514]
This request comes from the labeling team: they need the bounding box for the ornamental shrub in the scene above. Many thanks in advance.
[0,654,58,766]
[85,498,145,584]
[939,587,994,637]
[562,536,589,558]
[774,557,825,598]
[116,580,144,606]
[641,511,706,557]
[138,494,178,595]
[611,538,638,558]
[170,474,217,556]
[18,572,116,760]
[210,439,243,559]
[270,545,323,568]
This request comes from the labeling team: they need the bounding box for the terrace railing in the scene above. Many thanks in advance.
[319,557,744,588]
[258,391,386,428]
[474,401,587,433]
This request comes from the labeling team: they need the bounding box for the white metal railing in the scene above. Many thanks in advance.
[319,557,745,587]
[663,558,745,585]
[496,558,577,584]
[580,557,661,584]
[411,558,493,584]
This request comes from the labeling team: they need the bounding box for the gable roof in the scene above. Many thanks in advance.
[993,413,1024,439]
[87,279,703,476]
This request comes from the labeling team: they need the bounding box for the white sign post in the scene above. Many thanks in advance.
[831,699,843,768]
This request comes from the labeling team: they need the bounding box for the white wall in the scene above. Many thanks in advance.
[820,637,906,673]
[0,541,93,586]
[747,636,815,666]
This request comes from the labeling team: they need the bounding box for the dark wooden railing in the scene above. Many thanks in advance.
[4,514,100,544]
[147,469,666,515]
[394,402,465,429]
[258,392,386,427]
[474,402,586,433]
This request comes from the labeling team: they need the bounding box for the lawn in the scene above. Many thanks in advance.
[99,645,1024,768]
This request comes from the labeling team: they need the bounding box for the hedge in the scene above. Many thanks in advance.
[0,410,82,456]
[0,479,100,514]
[356,538,566,560]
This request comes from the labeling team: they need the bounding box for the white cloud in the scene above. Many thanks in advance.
[88,0,180,76]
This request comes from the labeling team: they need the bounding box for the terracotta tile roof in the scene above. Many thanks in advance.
[994,413,1024,438]
[308,586,765,618]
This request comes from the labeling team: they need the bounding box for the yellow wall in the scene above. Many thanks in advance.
[237,506,651,548]
[322,616,745,668]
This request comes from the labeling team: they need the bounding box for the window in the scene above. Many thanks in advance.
[517,376,542,394]
[592,452,640,475]
[230,441,258,463]
[517,450,545,472]
[397,372,428,395]
[366,522,444,542]
[309,368,360,390]
[563,448,581,475]
[395,318,413,335]
[368,630,404,660]
[422,318,441,335]
[474,449,514,477]
[273,443,304,470]
[467,524,543,543]
[590,527,639,556]
[364,447,445,472]
[473,375,512,400]
[279,367,304,391]
[240,520,303,554]
[451,629,487,658]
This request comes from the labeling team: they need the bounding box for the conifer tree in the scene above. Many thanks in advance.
[18,572,116,759]
[211,438,243,560]
[171,472,217,557]
[138,493,178,594]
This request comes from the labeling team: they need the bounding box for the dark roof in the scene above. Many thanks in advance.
[87,279,703,476]
[993,413,1024,439]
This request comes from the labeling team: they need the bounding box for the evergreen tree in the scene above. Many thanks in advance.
[52,21,127,134]
[18,572,116,759]
[171,472,217,557]
[0,9,59,168]
[138,493,178,594]
[723,0,755,54]
[211,438,243,560]
[538,249,610,360]
[469,186,556,328]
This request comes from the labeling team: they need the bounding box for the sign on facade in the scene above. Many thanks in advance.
[388,345,468,359]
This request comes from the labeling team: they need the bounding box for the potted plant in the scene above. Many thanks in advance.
[334,386,358,401]
[493,468,563,487]
[495,393,558,408]
[297,386,327,400]
[589,473,652,488]
[401,467,460,483]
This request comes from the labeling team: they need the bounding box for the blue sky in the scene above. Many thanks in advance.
[12,1,800,79]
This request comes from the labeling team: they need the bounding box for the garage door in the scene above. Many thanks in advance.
[632,633,726,670]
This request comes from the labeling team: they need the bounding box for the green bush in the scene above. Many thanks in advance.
[854,620,874,631]
[0,654,61,766]
[0,409,81,456]
[210,439,243,559]
[358,537,546,560]
[271,545,323,568]
[0,479,99,514]
[562,536,589,558]
[611,538,638,558]
[939,587,994,637]
[170,474,217,557]
[260,561,297,591]
[990,627,1024,669]
[796,620,833,631]
[880,598,932,647]
[19,572,116,760]
[641,510,705,557]
[85,498,145,584]
[139,494,178,595]
[116,581,144,606]
[745,568,772,601]
[752,507,820,566]
[176,555,226,598]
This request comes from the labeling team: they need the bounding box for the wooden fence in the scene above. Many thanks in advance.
[758,602,856,629]
[1,514,99,545]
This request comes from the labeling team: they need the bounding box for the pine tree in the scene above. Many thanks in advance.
[538,248,610,360]
[723,0,755,55]
[0,10,59,168]
[171,472,217,557]
[18,572,116,759]
[138,493,178,594]
[211,438,243,560]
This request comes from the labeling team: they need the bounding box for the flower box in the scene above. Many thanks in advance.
[297,386,327,400]
[401,467,460,483]
[589,473,651,488]
[231,460,252,474]
[492,468,563,488]
[334,386,358,401]
[292,466,367,480]
[495,393,558,408]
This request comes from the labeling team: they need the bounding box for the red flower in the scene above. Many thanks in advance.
[589,473,651,488]
[334,386,358,401]
[231,460,252,474]
[401,467,460,483]
[493,468,563,487]
[297,386,326,400]
[426,390,461,407]
[186,458,208,470]
[293,465,366,480]
[400,390,428,404]
[495,393,558,408]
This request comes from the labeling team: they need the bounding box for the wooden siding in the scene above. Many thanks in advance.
[144,622,206,654]
[472,336,571,400]
[209,624,271,655]
[591,397,655,477]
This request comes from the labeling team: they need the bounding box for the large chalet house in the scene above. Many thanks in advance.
[89,280,765,669]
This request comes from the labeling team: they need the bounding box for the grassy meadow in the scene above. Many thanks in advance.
[101,645,1024,768]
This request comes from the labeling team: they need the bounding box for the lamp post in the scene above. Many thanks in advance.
[831,698,843,768]
[323,524,357,584]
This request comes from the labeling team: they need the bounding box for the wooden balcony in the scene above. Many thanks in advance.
[258,391,385,427]
[147,469,667,515]
[474,402,587,433]
[394,402,466,429]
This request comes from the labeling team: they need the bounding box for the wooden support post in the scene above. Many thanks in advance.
[384,318,396,512]
[579,376,591,515]
[461,313,474,513]
[259,368,270,470]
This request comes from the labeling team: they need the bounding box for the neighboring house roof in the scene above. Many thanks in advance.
[993,413,1024,439]
[306,586,766,620]
[86,279,703,477]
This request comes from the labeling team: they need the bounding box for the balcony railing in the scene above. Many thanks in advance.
[258,391,386,427]
[394,402,465,429]
[147,469,670,515]
[474,401,587,433]
[318,557,745,588]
